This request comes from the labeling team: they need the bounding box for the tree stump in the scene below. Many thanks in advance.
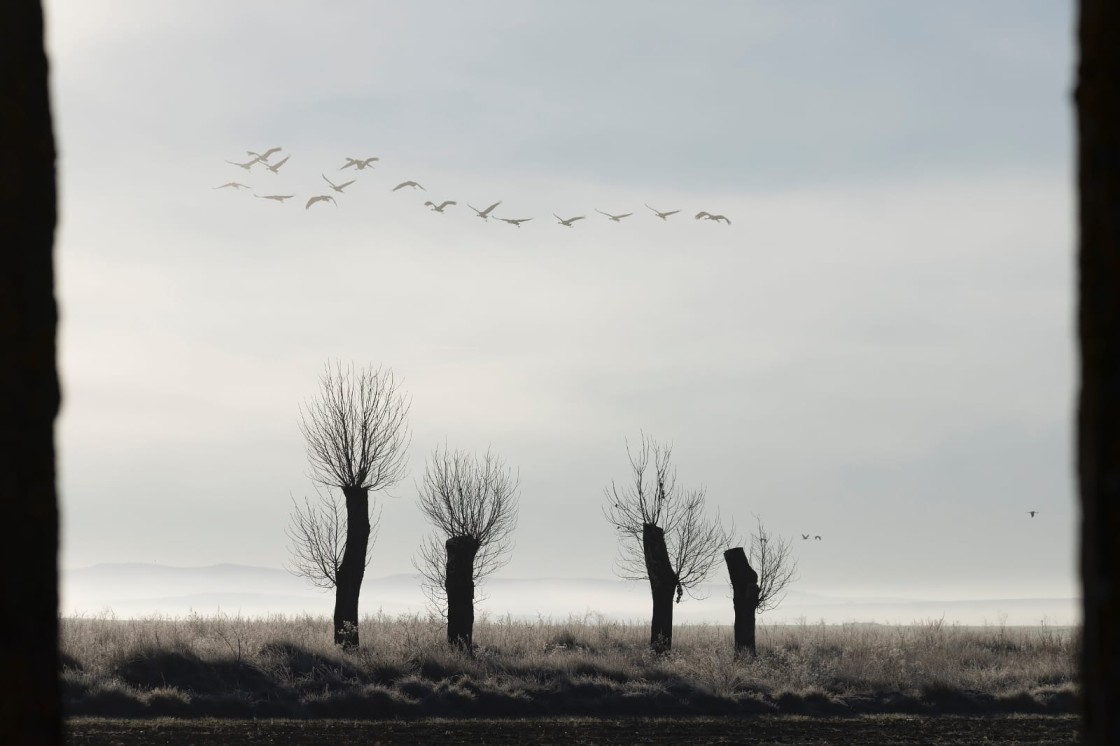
[724,548,760,655]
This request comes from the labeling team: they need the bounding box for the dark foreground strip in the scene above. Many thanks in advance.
[67,715,1081,745]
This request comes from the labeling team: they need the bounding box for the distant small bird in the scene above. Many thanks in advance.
[801,534,810,540]
[424,200,457,213]
[322,174,356,193]
[213,182,250,190]
[393,180,425,191]
[695,211,731,224]
[247,147,282,163]
[498,217,532,227]
[1027,511,1039,518]
[305,195,337,210]
[596,209,633,222]
[814,535,822,541]
[341,156,379,170]
[646,204,680,220]
[225,158,259,171]
[554,214,585,227]
[255,194,295,203]
[469,201,502,220]
[262,155,290,174]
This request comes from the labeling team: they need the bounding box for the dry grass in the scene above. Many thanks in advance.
[59,612,1078,718]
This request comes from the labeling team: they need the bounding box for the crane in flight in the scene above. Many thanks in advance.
[392,180,425,191]
[213,182,250,190]
[262,155,290,174]
[1027,510,1039,518]
[247,147,282,163]
[225,158,260,171]
[424,200,457,213]
[322,174,356,193]
[814,535,822,541]
[596,209,633,222]
[801,534,810,540]
[341,156,379,170]
[468,201,501,220]
[646,204,680,220]
[554,214,585,227]
[498,217,532,227]
[255,194,295,203]
[305,195,337,210]
[695,211,731,224]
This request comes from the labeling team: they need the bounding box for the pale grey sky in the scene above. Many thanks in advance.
[49,1,1076,605]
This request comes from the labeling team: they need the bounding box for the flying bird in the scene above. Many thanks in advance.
[596,209,633,222]
[554,214,585,227]
[255,194,295,203]
[247,147,282,163]
[1027,510,1039,518]
[468,201,501,220]
[646,204,680,220]
[424,200,457,213]
[392,180,425,191]
[305,195,337,210]
[498,217,532,227]
[262,155,290,174]
[225,158,259,171]
[814,535,822,541]
[801,534,810,540]
[695,211,731,224]
[213,182,250,190]
[322,174,356,193]
[341,156,379,170]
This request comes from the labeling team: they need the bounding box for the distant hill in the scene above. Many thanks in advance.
[61,563,1080,626]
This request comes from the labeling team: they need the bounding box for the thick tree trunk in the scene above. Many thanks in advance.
[724,548,760,656]
[643,523,677,654]
[333,486,370,648]
[0,2,61,743]
[1077,1,1120,740]
[445,535,480,649]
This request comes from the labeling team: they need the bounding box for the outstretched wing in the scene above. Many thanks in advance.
[438,201,456,209]
[695,211,711,220]
[482,201,501,215]
[322,174,339,188]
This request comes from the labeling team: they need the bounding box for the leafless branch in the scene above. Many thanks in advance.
[747,514,798,613]
[285,485,380,589]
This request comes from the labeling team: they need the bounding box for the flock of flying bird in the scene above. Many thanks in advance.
[214,146,734,226]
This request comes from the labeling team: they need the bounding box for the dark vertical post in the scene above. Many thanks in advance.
[643,523,677,654]
[333,486,370,648]
[1077,0,1120,740]
[445,535,480,649]
[724,548,760,655]
[0,1,61,742]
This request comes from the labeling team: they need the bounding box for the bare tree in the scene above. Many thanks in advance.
[604,434,726,653]
[724,516,798,655]
[415,446,519,648]
[296,362,410,648]
[286,487,380,589]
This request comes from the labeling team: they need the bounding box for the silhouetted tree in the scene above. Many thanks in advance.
[297,362,410,648]
[604,434,726,654]
[415,446,519,648]
[724,516,798,655]
[286,486,380,588]
[1,2,61,742]
[1077,0,1120,739]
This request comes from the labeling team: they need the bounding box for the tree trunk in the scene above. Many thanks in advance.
[724,548,760,656]
[643,523,677,654]
[0,2,61,743]
[445,535,480,649]
[333,486,370,648]
[1077,1,1120,740]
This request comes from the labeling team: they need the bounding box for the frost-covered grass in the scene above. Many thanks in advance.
[60,612,1078,718]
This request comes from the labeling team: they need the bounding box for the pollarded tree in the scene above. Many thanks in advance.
[724,516,798,655]
[296,362,410,648]
[286,486,380,589]
[604,434,726,654]
[415,446,519,649]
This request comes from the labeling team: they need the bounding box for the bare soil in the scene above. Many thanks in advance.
[66,715,1081,745]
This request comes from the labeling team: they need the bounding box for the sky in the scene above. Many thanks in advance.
[47,1,1077,611]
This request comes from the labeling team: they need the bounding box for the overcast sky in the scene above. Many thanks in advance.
[47,1,1076,605]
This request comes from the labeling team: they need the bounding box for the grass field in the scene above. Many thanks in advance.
[60,612,1078,719]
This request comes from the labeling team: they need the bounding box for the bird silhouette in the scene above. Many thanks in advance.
[305,195,337,210]
[554,214,585,227]
[468,201,502,220]
[262,155,290,174]
[1027,511,1039,518]
[596,209,633,222]
[322,174,356,193]
[247,147,282,163]
[814,535,822,541]
[695,211,731,224]
[801,534,810,540]
[225,158,259,171]
[424,200,457,213]
[255,194,295,203]
[341,156,379,170]
[392,180,425,191]
[646,204,680,220]
[498,217,532,227]
[213,182,250,190]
